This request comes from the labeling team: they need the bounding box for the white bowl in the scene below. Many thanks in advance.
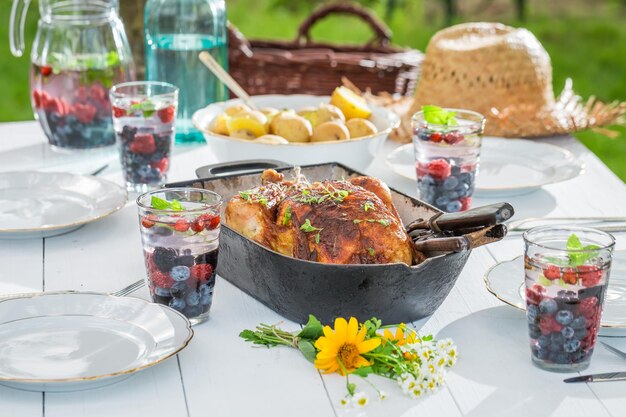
[192,94,398,171]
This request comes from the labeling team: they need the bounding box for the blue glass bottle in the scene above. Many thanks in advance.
[145,0,228,144]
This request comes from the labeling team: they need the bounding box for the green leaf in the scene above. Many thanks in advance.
[151,196,172,210]
[347,382,356,396]
[282,206,292,226]
[315,232,321,244]
[259,197,268,206]
[352,366,373,377]
[566,233,583,251]
[298,315,324,340]
[300,219,322,233]
[422,105,458,126]
[367,248,376,257]
[353,219,362,224]
[364,317,382,337]
[297,340,317,363]
[170,199,184,211]
[363,201,375,212]
[566,233,599,266]
[422,334,433,341]
[377,219,390,227]
[239,191,252,201]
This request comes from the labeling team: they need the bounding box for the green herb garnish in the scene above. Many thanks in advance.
[422,105,458,126]
[151,196,184,211]
[363,201,375,212]
[353,219,362,224]
[239,191,252,201]
[128,100,157,118]
[259,197,268,206]
[566,233,600,266]
[282,206,292,226]
[300,219,323,244]
[367,248,376,256]
[377,219,390,227]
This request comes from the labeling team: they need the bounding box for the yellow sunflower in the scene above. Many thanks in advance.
[314,317,381,375]
[380,323,417,346]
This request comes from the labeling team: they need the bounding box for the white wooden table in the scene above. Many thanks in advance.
[1,121,625,417]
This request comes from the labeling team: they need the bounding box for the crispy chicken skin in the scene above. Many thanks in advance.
[225,169,417,265]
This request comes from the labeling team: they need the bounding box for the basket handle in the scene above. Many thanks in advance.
[295,3,392,47]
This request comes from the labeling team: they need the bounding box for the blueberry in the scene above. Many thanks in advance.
[578,285,604,300]
[528,324,541,339]
[539,298,558,315]
[570,350,589,363]
[550,352,569,364]
[550,332,565,346]
[561,326,575,339]
[199,284,212,297]
[169,297,186,312]
[443,176,459,190]
[171,265,190,281]
[183,305,203,318]
[170,281,188,298]
[555,310,574,325]
[155,287,171,297]
[417,129,430,141]
[527,304,539,323]
[571,316,587,330]
[557,290,577,298]
[574,328,588,340]
[174,255,195,267]
[200,293,213,306]
[456,182,470,197]
[549,341,563,352]
[153,247,177,272]
[533,346,550,360]
[185,290,201,306]
[435,196,450,207]
[459,172,474,185]
[444,191,460,200]
[563,339,581,353]
[446,200,462,212]
[537,335,551,348]
[195,250,219,266]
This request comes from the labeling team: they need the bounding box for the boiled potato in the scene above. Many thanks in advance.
[254,134,289,145]
[209,113,230,135]
[269,109,296,133]
[270,114,312,143]
[299,103,345,127]
[296,106,317,117]
[310,121,350,142]
[346,118,378,138]
[330,86,372,120]
[224,104,251,116]
[260,107,280,127]
[227,110,268,139]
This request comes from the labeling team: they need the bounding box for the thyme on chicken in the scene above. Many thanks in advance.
[300,219,323,243]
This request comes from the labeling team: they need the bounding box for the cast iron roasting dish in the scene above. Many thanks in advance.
[167,160,513,324]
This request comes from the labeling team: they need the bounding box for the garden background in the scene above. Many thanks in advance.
[1,0,625,180]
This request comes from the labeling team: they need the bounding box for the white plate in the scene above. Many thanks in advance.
[193,95,398,171]
[0,292,193,392]
[386,137,584,197]
[0,171,127,239]
[484,252,626,328]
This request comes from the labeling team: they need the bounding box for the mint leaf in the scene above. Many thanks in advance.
[422,105,458,126]
[566,233,595,266]
[151,196,171,210]
[170,199,184,211]
[566,233,583,251]
[298,315,324,340]
[282,206,292,226]
[239,191,252,201]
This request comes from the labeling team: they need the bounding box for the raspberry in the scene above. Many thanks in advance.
[539,315,562,335]
[32,90,42,108]
[198,214,220,230]
[415,162,429,178]
[112,106,126,118]
[459,197,472,211]
[40,65,52,77]
[525,284,544,305]
[429,132,443,142]
[141,215,156,228]
[543,265,561,280]
[191,217,205,233]
[150,157,169,173]
[562,267,578,285]
[149,269,174,289]
[577,265,602,287]
[427,159,451,180]
[578,296,599,318]
[174,219,190,232]
[190,264,214,283]
[129,133,157,155]
[443,132,463,144]
[157,106,176,123]
[73,103,97,124]
[89,84,106,101]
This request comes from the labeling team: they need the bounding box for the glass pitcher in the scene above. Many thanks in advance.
[10,0,135,151]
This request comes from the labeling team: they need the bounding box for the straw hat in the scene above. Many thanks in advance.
[393,22,625,139]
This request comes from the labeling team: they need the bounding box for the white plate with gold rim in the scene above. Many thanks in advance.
[0,292,193,392]
[386,137,584,197]
[0,171,127,239]
[484,251,626,328]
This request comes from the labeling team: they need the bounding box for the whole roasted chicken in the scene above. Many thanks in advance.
[225,169,420,265]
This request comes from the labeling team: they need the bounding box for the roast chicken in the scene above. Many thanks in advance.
[225,169,419,265]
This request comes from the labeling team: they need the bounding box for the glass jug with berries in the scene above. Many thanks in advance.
[10,0,135,151]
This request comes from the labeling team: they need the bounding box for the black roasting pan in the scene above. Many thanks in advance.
[167,161,472,324]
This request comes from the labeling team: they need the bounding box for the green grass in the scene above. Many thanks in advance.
[1,0,625,179]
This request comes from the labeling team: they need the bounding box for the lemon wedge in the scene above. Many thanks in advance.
[330,86,372,120]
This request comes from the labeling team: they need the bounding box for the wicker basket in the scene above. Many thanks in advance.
[227,3,423,97]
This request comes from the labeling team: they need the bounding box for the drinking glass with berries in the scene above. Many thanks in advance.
[137,188,222,325]
[110,82,179,192]
[523,226,615,372]
[412,106,485,212]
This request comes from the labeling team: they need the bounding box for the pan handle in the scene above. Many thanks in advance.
[195,159,292,179]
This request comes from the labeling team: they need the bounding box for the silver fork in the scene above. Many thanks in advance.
[110,279,145,297]
[601,341,626,361]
